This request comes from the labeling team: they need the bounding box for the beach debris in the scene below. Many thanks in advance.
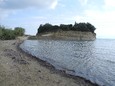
[3,49,29,64]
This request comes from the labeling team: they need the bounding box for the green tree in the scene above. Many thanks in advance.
[60,24,72,31]
[77,23,90,32]
[37,22,96,34]
[1,29,15,40]
[73,22,79,31]
[37,24,43,34]
[86,22,96,33]
[14,27,25,36]
[0,25,4,39]
[0,29,2,39]
[38,23,54,33]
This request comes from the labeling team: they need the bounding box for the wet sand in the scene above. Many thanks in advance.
[0,36,97,86]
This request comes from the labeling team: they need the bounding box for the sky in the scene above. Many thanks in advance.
[0,0,115,39]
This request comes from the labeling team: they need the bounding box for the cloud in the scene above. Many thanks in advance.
[0,0,58,20]
[104,0,115,7]
[74,9,115,38]
[79,0,88,6]
[50,0,58,9]
[85,10,115,22]
[0,8,13,20]
[71,0,115,38]
[0,0,58,9]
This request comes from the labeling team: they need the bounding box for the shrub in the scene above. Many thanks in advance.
[14,27,25,36]
[1,29,15,40]
[37,22,96,34]
[0,25,25,40]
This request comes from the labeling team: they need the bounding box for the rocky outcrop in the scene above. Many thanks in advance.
[38,31,96,41]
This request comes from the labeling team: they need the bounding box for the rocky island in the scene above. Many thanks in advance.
[36,22,96,41]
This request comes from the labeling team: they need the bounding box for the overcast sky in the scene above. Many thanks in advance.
[0,0,115,39]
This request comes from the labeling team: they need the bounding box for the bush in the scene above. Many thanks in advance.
[1,29,15,40]
[37,23,60,34]
[37,22,96,34]
[0,25,25,40]
[14,27,25,36]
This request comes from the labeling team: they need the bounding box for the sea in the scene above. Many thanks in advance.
[20,39,115,86]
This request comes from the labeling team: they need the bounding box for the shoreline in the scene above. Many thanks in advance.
[0,36,98,86]
[18,37,98,86]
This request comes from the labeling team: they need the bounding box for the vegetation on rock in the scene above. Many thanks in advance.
[37,22,96,35]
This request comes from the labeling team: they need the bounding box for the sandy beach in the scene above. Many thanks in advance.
[0,36,97,86]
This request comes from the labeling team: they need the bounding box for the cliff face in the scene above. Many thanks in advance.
[38,31,96,41]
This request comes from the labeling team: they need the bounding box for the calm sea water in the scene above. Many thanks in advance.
[20,39,115,86]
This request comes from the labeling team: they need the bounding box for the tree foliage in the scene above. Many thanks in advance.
[37,22,96,34]
[0,25,25,40]
[37,23,59,34]
[1,29,15,40]
[14,27,25,36]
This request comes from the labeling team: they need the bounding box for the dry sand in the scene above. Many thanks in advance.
[0,36,97,86]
